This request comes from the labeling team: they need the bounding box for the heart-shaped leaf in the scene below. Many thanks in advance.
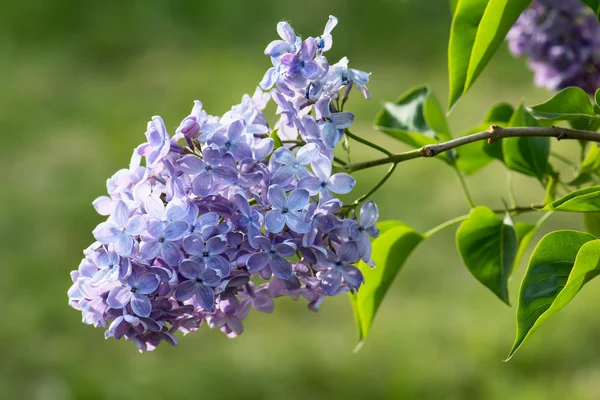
[502,103,550,181]
[542,186,600,212]
[351,221,424,350]
[529,87,600,125]
[456,206,518,304]
[507,231,598,360]
[448,0,533,109]
[374,86,453,163]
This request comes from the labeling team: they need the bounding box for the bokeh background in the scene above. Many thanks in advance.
[3,1,600,399]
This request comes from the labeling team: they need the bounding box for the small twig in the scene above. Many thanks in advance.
[344,125,600,172]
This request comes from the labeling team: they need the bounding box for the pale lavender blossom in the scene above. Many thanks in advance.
[107,272,160,317]
[92,201,146,256]
[174,259,221,309]
[265,185,310,234]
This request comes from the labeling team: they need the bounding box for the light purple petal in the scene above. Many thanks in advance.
[287,189,309,211]
[247,252,270,271]
[183,235,204,256]
[131,293,152,317]
[145,196,165,221]
[212,166,238,184]
[93,196,112,216]
[329,112,355,129]
[179,260,202,279]
[285,211,310,233]
[320,122,340,150]
[297,176,323,195]
[274,243,296,257]
[265,210,286,233]
[311,155,332,182]
[192,171,214,197]
[201,268,221,287]
[165,199,189,221]
[269,256,292,280]
[92,221,120,244]
[178,155,205,174]
[342,265,364,288]
[113,201,130,228]
[272,147,296,165]
[267,185,287,210]
[296,143,319,165]
[271,165,295,186]
[231,142,253,161]
[107,286,131,309]
[195,284,215,310]
[302,61,319,79]
[338,241,359,263]
[328,173,356,194]
[227,120,245,141]
[277,21,296,44]
[135,273,160,294]
[125,215,147,236]
[164,221,189,241]
[252,295,275,313]
[146,219,164,239]
[160,241,182,266]
[322,269,342,295]
[206,236,227,255]
[113,233,134,256]
[140,240,160,260]
[174,280,197,301]
[360,201,379,228]
[252,236,272,251]
[265,40,294,58]
[205,255,230,277]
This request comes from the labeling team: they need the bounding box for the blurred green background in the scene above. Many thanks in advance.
[3,1,600,399]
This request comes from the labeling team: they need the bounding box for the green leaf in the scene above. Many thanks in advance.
[269,129,282,151]
[514,222,537,270]
[448,0,533,109]
[503,103,550,180]
[456,206,518,304]
[351,221,424,349]
[542,186,600,212]
[507,231,598,360]
[595,88,600,109]
[582,0,600,20]
[529,87,600,125]
[568,144,600,186]
[450,0,459,14]
[375,85,454,163]
[584,213,600,237]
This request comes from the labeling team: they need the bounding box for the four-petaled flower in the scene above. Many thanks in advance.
[318,241,364,295]
[93,200,147,256]
[298,154,356,200]
[174,259,221,309]
[211,120,253,161]
[183,235,231,278]
[246,236,297,279]
[137,116,171,166]
[139,219,188,266]
[350,201,380,266]
[271,142,319,185]
[107,273,160,317]
[265,185,310,233]
[178,146,238,197]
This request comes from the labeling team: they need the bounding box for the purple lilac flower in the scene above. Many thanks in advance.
[507,0,600,93]
[174,259,221,309]
[298,154,356,200]
[265,185,310,234]
[107,272,160,317]
[68,16,380,352]
[92,200,146,256]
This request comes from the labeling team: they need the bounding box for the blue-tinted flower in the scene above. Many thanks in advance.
[211,120,253,161]
[178,147,238,197]
[89,248,131,286]
[183,235,230,277]
[316,15,338,54]
[264,21,299,58]
[317,241,364,295]
[246,236,296,279]
[350,201,379,266]
[93,201,146,256]
[137,116,171,166]
[281,39,320,81]
[107,273,160,317]
[298,155,356,200]
[271,142,320,185]
[139,219,188,266]
[174,259,221,309]
[265,185,310,233]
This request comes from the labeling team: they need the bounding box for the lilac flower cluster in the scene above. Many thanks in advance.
[68,16,379,352]
[507,0,600,93]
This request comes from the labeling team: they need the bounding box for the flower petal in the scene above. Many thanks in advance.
[195,284,215,310]
[113,200,130,228]
[269,255,292,280]
[160,241,182,266]
[125,215,147,236]
[296,143,320,165]
[192,171,214,197]
[164,221,189,241]
[140,240,160,261]
[287,189,309,211]
[179,259,202,279]
[92,221,120,244]
[174,280,197,301]
[131,293,152,317]
[360,201,379,229]
[145,196,165,221]
[265,210,286,233]
[107,286,131,309]
[328,173,356,194]
[267,185,287,210]
[113,233,134,256]
[135,273,160,294]
[178,154,205,174]
[247,252,270,271]
[212,166,238,184]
